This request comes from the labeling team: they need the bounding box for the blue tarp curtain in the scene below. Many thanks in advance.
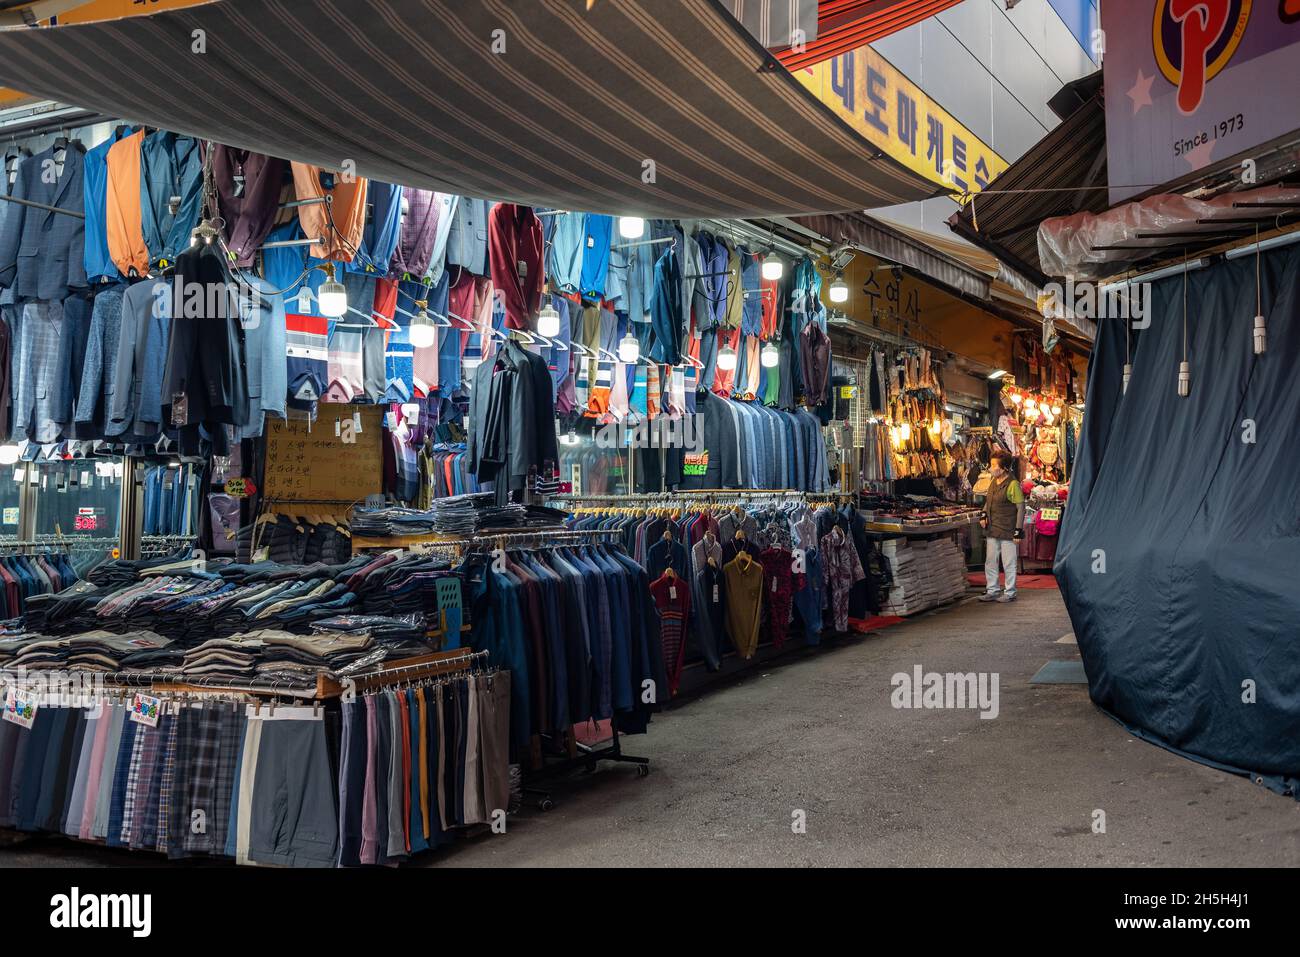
[1057,242,1300,796]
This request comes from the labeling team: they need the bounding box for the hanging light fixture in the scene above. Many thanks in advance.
[899,421,912,442]
[537,302,561,339]
[929,416,942,434]
[408,309,437,349]
[0,444,19,466]
[761,340,779,368]
[1178,253,1191,397]
[618,216,645,239]
[1008,392,1023,406]
[717,342,738,371]
[317,263,347,318]
[1024,397,1037,411]
[1253,225,1267,354]
[828,272,849,304]
[762,249,784,281]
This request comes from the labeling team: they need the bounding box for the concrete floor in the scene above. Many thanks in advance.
[5,588,1299,867]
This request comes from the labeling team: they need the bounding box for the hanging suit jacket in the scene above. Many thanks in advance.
[11,299,65,443]
[468,338,559,503]
[445,197,489,276]
[0,143,88,302]
[109,279,172,439]
[161,244,248,445]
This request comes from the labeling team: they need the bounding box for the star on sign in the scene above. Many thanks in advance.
[1127,69,1155,114]
[1184,139,1216,169]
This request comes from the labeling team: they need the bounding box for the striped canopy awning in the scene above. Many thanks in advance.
[0,0,943,217]
[774,0,965,70]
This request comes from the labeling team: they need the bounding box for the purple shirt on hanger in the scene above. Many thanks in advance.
[388,188,439,280]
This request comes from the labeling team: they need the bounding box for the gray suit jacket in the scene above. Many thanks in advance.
[10,299,64,443]
[445,197,489,276]
[0,144,87,302]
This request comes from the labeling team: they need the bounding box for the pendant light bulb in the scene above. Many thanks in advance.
[317,263,348,318]
[1178,360,1191,397]
[618,216,645,239]
[560,429,580,447]
[929,417,942,434]
[717,343,738,371]
[1122,363,1132,393]
[408,310,437,349]
[537,303,561,339]
[899,421,911,442]
[0,444,19,466]
[761,341,779,368]
[617,331,640,364]
[1254,314,1267,355]
[1009,392,1022,406]
[828,272,849,304]
[761,249,783,281]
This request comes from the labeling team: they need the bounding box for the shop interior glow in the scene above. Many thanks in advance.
[408,310,436,349]
[537,303,561,339]
[717,343,738,371]
[761,250,783,281]
[618,216,644,239]
[317,263,348,318]
[617,331,640,364]
[761,341,779,368]
[828,272,849,304]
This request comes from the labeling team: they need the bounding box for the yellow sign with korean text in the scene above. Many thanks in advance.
[795,47,1008,199]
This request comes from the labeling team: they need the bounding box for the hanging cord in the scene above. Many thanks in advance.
[1255,224,1262,318]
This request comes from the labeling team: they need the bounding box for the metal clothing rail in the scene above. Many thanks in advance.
[96,648,490,701]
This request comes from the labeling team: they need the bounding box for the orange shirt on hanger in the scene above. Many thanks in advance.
[105,129,149,278]
[290,161,369,262]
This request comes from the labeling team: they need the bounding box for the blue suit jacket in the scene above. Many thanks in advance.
[0,143,87,302]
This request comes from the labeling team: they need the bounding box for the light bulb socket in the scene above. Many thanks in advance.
[1177,360,1191,397]
[1122,362,1132,394]
[1254,314,1267,355]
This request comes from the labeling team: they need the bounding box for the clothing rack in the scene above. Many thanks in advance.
[352,526,621,553]
[95,648,488,702]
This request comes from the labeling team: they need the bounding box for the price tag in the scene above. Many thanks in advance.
[1039,508,1061,522]
[171,393,188,427]
[2,507,16,526]
[712,584,719,603]
[3,686,37,729]
[129,693,162,728]
[224,477,255,499]
[297,287,311,313]
[669,586,676,600]
[772,578,778,593]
